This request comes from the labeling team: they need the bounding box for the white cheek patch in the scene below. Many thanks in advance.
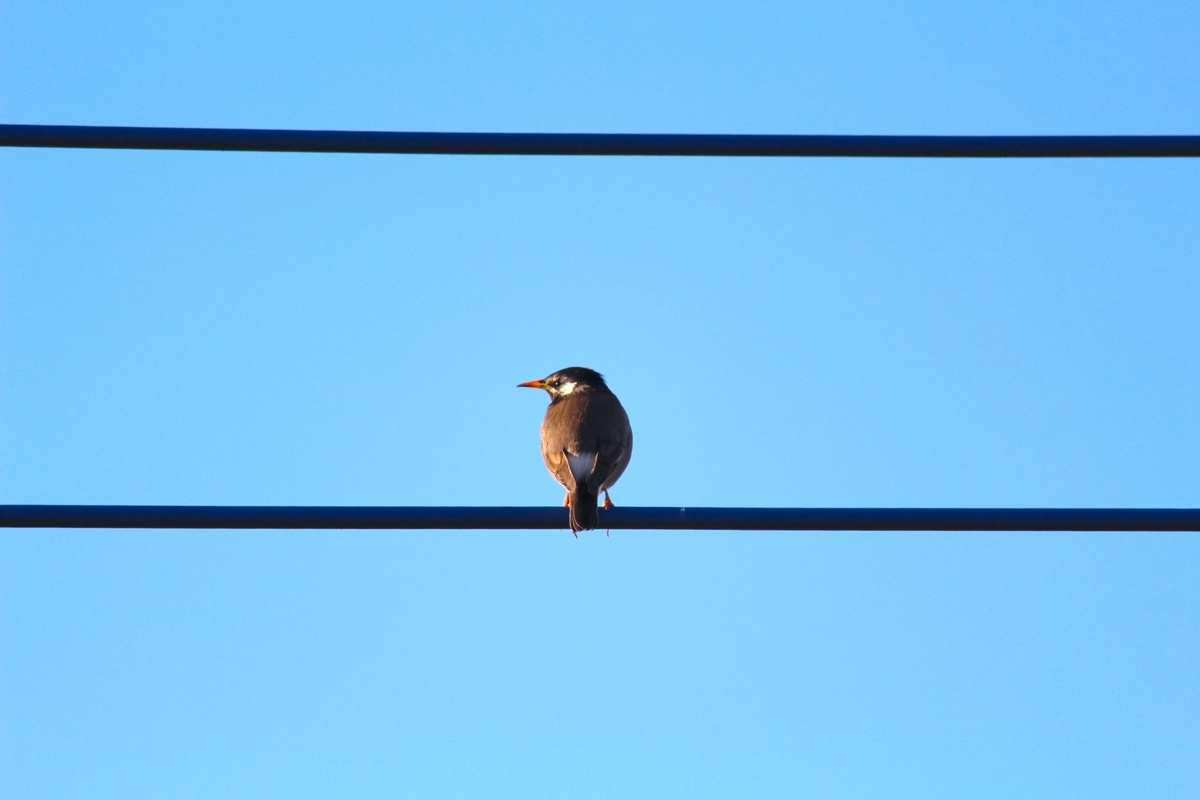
[557,381,577,395]
[567,452,597,483]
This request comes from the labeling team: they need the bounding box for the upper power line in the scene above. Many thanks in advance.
[2,124,1199,158]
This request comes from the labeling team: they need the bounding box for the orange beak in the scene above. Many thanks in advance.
[517,379,545,389]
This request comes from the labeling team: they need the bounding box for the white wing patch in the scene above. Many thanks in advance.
[567,451,597,484]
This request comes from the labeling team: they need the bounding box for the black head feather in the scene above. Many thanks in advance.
[546,367,606,388]
[533,366,609,401]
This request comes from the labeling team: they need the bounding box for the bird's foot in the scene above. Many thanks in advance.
[563,492,571,507]
[603,491,615,509]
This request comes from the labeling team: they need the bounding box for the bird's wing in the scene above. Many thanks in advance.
[586,438,629,494]
[583,393,632,493]
[542,444,577,491]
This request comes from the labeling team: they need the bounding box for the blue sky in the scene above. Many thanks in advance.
[2,1,1198,797]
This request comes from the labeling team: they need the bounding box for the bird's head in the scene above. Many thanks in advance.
[518,367,608,401]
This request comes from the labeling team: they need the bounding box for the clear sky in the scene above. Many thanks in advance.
[2,1,1198,797]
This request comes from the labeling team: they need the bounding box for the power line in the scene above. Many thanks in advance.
[2,124,1199,157]
[2,505,1197,530]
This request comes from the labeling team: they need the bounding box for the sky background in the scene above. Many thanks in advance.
[2,1,1198,797]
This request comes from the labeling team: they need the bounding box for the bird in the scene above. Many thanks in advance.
[518,367,633,535]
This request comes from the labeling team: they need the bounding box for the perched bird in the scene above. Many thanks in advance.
[519,367,633,535]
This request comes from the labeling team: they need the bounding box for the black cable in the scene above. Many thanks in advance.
[3,505,1197,530]
[3,125,1199,157]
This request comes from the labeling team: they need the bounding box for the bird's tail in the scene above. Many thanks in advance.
[569,485,599,533]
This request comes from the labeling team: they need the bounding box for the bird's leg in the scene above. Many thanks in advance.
[563,491,570,507]
[603,490,615,509]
